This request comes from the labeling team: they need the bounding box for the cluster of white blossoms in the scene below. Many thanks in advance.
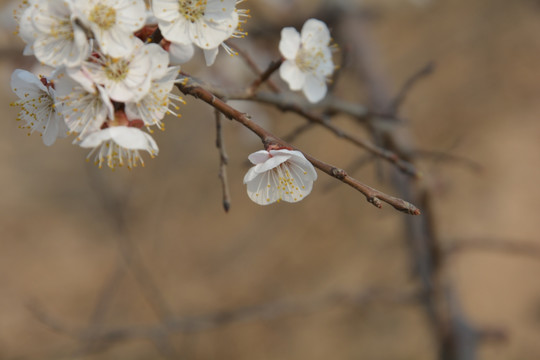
[10,1,328,205]
[11,0,247,169]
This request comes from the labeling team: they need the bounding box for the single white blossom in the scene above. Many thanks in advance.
[78,126,158,169]
[10,69,68,146]
[74,0,146,57]
[80,39,157,102]
[53,67,114,139]
[279,18,334,103]
[243,149,317,205]
[153,0,248,66]
[30,0,89,67]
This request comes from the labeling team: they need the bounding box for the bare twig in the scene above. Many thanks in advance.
[389,61,435,114]
[177,77,421,215]
[283,122,315,143]
[247,58,284,95]
[414,149,483,173]
[215,109,231,212]
[227,42,281,93]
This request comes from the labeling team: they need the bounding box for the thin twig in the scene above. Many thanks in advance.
[177,77,421,215]
[414,149,483,173]
[247,58,284,95]
[227,42,281,93]
[215,109,231,212]
[283,122,315,143]
[389,61,435,114]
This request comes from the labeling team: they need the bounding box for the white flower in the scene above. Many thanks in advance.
[30,0,89,67]
[153,0,248,65]
[243,149,317,205]
[53,67,114,139]
[10,69,68,146]
[74,0,146,58]
[125,66,183,129]
[80,39,156,102]
[78,126,158,169]
[279,18,334,103]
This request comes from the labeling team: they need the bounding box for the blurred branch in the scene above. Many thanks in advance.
[389,61,435,114]
[445,238,540,261]
[414,150,483,174]
[28,286,419,352]
[177,76,420,214]
[247,58,283,95]
[227,91,420,178]
[215,109,232,212]
[283,122,315,143]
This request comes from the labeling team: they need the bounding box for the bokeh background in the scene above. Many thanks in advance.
[1,0,540,359]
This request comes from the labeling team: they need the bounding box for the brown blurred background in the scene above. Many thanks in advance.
[1,0,540,359]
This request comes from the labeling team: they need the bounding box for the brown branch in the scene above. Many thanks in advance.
[231,92,420,178]
[177,77,420,215]
[215,109,231,212]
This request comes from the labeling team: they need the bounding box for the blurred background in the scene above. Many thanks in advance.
[1,0,540,359]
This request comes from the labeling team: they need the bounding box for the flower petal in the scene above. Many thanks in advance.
[303,74,328,103]
[279,27,300,60]
[280,60,305,91]
[301,18,331,49]
[169,42,195,64]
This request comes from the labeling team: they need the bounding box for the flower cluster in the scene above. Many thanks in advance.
[11,2,329,205]
[11,0,248,169]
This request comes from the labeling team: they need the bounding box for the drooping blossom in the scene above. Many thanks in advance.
[78,125,158,169]
[243,148,317,205]
[10,69,68,146]
[279,18,334,103]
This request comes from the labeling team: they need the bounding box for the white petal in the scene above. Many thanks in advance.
[301,18,331,49]
[245,171,281,205]
[287,152,318,181]
[11,69,47,97]
[279,162,314,203]
[247,150,271,164]
[303,75,328,103]
[169,42,195,64]
[252,154,290,174]
[152,0,181,23]
[279,27,300,60]
[280,60,305,91]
